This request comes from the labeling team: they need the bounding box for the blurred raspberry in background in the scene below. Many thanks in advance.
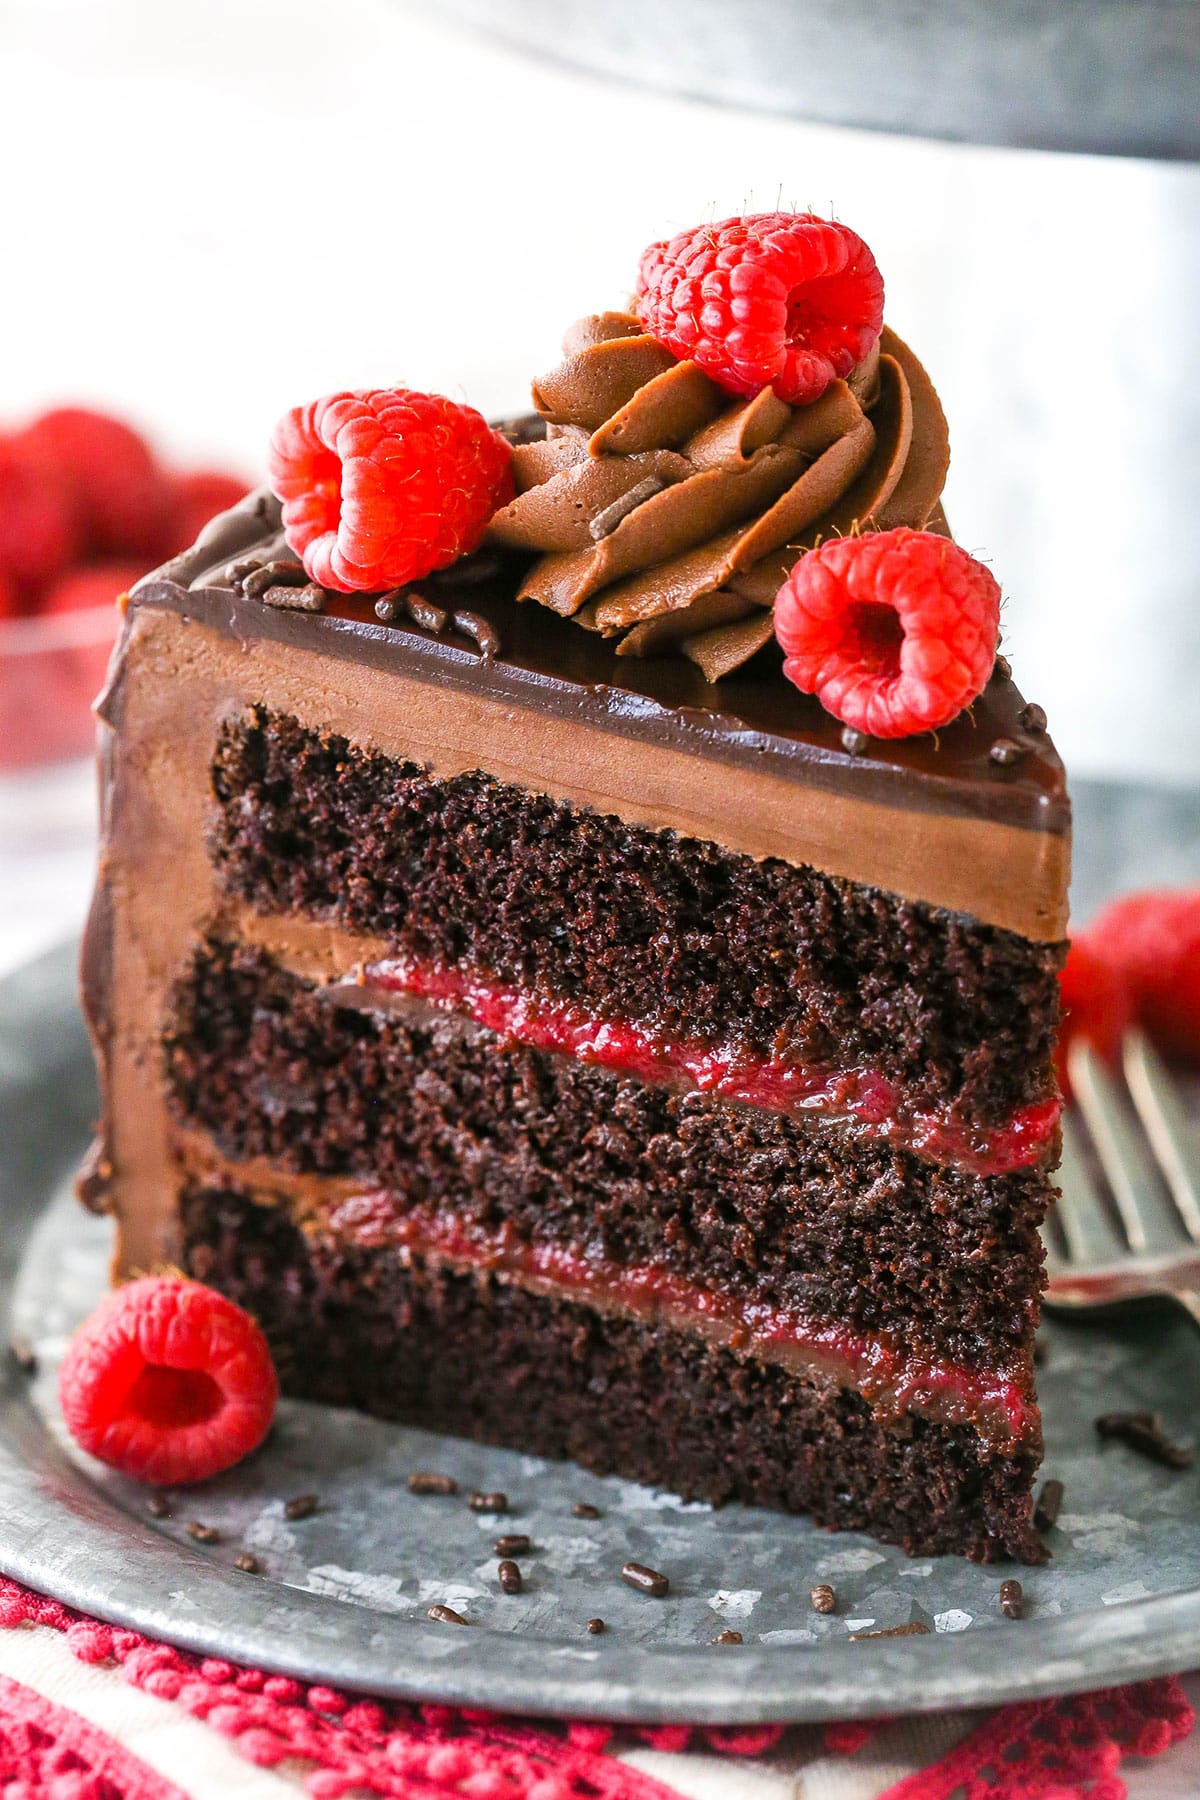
[0,406,247,766]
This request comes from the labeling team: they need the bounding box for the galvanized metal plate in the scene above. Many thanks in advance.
[1,776,1199,1723]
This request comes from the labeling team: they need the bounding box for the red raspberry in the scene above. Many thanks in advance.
[1087,888,1200,1060]
[636,212,884,406]
[169,469,249,554]
[774,528,1001,738]
[38,560,147,616]
[0,434,77,607]
[268,389,513,593]
[59,1277,278,1485]
[21,407,173,561]
[1054,936,1134,1097]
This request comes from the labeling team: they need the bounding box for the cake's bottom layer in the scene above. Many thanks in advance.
[182,1185,1046,1563]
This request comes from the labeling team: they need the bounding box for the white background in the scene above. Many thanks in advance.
[1,0,1199,968]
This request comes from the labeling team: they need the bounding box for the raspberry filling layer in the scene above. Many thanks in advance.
[328,1189,1039,1448]
[360,957,1058,1175]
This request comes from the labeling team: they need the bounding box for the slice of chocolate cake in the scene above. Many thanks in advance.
[80,213,1068,1561]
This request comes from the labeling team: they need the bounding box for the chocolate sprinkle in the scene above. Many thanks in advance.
[497,1559,523,1594]
[621,1561,670,1598]
[405,592,449,634]
[990,737,1024,767]
[451,609,502,661]
[999,1578,1024,1619]
[841,727,868,757]
[186,1521,220,1544]
[586,1618,606,1635]
[1095,1410,1194,1470]
[468,1490,508,1513]
[147,1494,172,1520]
[494,1534,531,1557]
[235,1553,261,1574]
[242,560,307,600]
[1019,703,1048,733]
[1033,1477,1064,1531]
[407,1472,458,1496]
[374,596,399,623]
[225,557,262,590]
[427,1604,469,1626]
[810,1583,836,1615]
[284,1493,319,1521]
[8,1335,36,1374]
[710,1629,743,1645]
[572,1502,601,1520]
[261,582,326,613]
[851,1621,931,1640]
[995,653,1013,679]
[589,476,666,542]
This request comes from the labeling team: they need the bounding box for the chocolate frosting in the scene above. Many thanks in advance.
[488,313,949,680]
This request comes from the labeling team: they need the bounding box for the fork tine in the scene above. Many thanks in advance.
[1054,1105,1126,1266]
[1068,1039,1185,1254]
[1123,1029,1200,1242]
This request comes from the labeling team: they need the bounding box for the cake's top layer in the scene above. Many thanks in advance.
[134,489,1068,850]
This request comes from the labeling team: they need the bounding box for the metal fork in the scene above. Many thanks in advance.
[1042,1030,1200,1331]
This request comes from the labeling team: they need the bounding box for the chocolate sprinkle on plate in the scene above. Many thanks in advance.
[710,1629,743,1645]
[284,1493,320,1521]
[468,1490,508,1513]
[810,1584,836,1615]
[497,1559,523,1595]
[621,1561,670,1598]
[494,1534,531,1557]
[427,1604,470,1627]
[586,1618,605,1635]
[1033,1477,1064,1531]
[7,1335,36,1374]
[186,1521,220,1545]
[1095,1410,1194,1469]
[407,1472,458,1496]
[999,1578,1024,1619]
[147,1494,172,1520]
[851,1621,931,1640]
[235,1553,261,1574]
[572,1502,601,1520]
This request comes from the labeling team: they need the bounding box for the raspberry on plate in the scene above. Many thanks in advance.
[268,388,513,593]
[21,407,173,561]
[773,527,1001,738]
[1087,888,1200,1061]
[636,211,884,406]
[1055,935,1134,1098]
[59,1277,278,1485]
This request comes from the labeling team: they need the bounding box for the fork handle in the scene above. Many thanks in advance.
[1169,1287,1200,1335]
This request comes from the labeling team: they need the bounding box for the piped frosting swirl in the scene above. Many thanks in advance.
[489,311,951,680]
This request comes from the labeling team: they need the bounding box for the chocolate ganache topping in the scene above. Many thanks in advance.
[488,311,951,681]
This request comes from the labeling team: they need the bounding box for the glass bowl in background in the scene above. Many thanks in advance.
[0,602,120,772]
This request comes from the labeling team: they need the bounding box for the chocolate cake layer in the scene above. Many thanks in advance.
[180,1183,1044,1562]
[210,709,1062,1126]
[165,938,1049,1369]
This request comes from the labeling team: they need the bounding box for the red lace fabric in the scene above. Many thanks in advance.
[0,1576,1190,1800]
[0,1668,186,1799]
